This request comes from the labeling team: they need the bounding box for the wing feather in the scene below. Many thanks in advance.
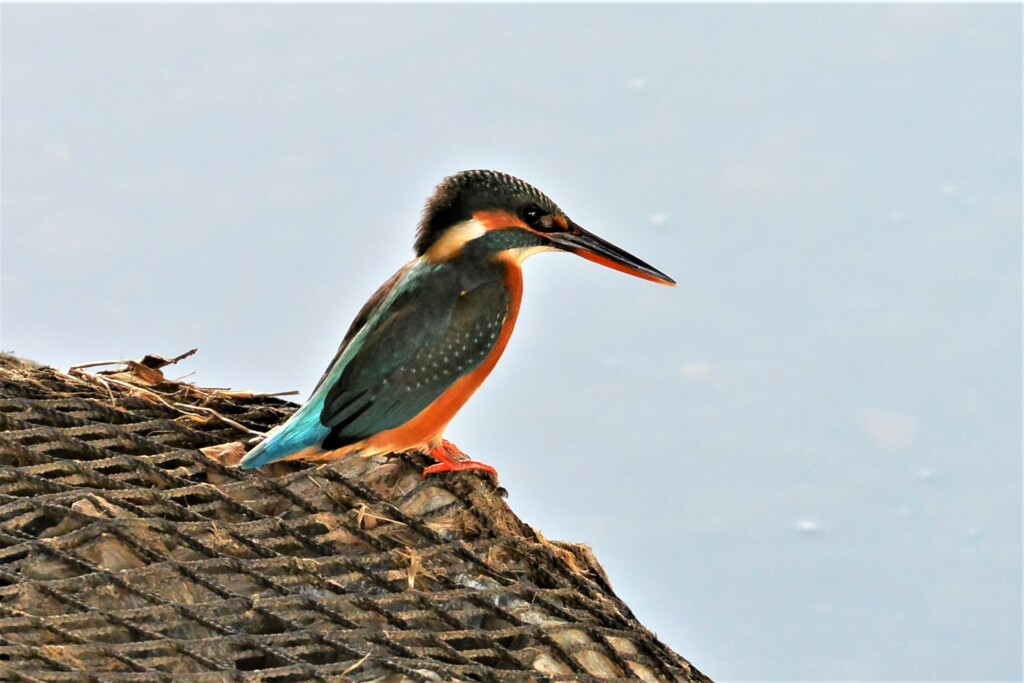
[320,262,509,449]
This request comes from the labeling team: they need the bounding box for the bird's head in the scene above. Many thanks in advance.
[415,170,675,286]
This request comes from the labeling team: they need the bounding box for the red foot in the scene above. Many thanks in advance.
[423,439,498,479]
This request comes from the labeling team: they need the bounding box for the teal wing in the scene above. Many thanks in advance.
[319,261,509,449]
[238,265,415,469]
[239,260,510,468]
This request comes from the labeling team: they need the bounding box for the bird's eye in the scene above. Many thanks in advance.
[520,206,548,229]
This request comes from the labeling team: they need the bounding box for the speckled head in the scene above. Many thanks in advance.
[415,170,562,256]
[414,170,676,286]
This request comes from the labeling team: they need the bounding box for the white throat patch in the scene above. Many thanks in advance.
[500,244,557,266]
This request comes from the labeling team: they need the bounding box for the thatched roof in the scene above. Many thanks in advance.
[0,352,710,682]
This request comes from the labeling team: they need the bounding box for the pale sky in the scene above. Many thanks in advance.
[2,5,1021,680]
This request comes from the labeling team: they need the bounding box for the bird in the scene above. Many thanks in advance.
[238,169,675,477]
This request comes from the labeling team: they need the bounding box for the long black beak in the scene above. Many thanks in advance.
[547,220,676,286]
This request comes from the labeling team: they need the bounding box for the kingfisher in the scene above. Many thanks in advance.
[239,170,675,477]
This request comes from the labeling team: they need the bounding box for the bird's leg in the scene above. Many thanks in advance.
[423,439,498,479]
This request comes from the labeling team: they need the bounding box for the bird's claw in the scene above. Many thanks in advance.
[422,460,498,477]
[424,439,499,480]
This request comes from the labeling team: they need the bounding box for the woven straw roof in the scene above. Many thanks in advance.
[0,352,709,682]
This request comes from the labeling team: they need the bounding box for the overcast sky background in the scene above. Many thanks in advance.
[2,4,1020,681]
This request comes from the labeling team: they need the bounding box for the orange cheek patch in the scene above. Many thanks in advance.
[472,210,528,232]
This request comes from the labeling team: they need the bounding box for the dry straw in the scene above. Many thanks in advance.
[0,352,708,681]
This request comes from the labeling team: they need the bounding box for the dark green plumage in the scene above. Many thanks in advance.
[321,255,511,449]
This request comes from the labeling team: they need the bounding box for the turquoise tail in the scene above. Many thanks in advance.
[238,400,330,469]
